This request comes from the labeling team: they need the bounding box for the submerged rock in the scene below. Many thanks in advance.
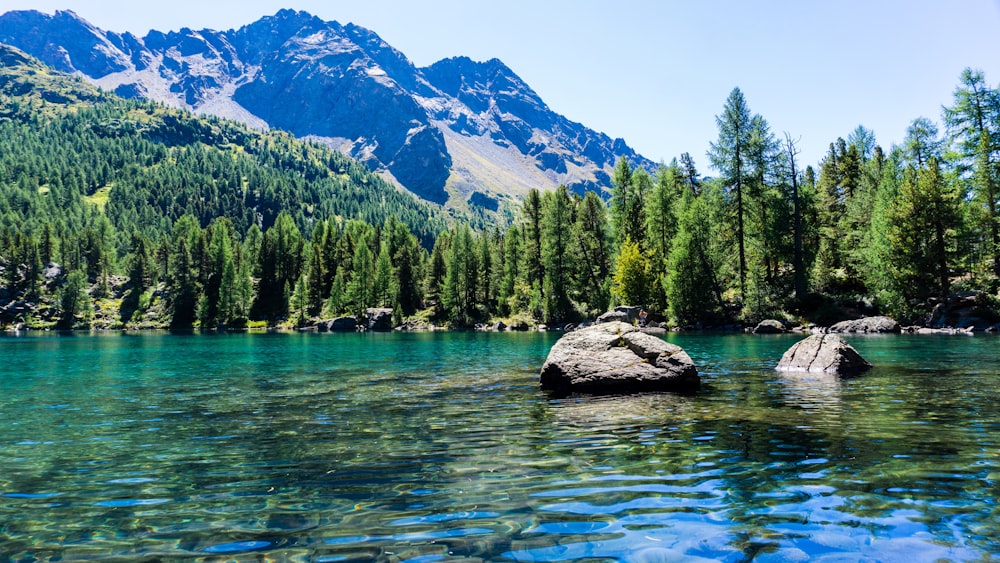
[539,321,699,394]
[776,334,872,375]
[829,316,900,334]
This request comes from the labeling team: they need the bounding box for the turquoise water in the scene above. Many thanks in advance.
[0,331,998,562]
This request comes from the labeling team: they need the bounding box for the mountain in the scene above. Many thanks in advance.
[0,8,655,212]
[0,43,448,246]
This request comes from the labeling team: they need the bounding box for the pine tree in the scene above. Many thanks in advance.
[58,269,92,329]
[541,185,575,322]
[443,224,477,325]
[943,68,1000,278]
[345,231,374,320]
[644,163,682,312]
[499,224,522,316]
[167,215,201,327]
[521,188,544,294]
[572,191,611,315]
[610,157,646,249]
[708,87,754,300]
[666,189,722,326]
[372,242,393,307]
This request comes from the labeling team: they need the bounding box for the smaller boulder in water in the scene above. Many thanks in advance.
[776,334,872,375]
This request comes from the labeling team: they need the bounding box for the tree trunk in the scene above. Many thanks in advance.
[786,134,805,301]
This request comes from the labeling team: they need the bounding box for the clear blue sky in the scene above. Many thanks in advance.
[4,0,1000,169]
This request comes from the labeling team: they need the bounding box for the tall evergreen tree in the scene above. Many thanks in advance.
[944,68,1000,278]
[443,224,478,325]
[666,189,722,325]
[521,188,545,295]
[254,211,304,321]
[610,157,646,249]
[572,191,611,315]
[644,163,682,312]
[345,230,375,320]
[708,87,754,300]
[541,185,575,322]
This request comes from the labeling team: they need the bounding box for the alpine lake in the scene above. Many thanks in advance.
[1,330,998,562]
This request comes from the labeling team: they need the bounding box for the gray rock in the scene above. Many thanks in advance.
[753,319,786,334]
[829,316,900,334]
[365,308,393,331]
[540,321,699,394]
[327,316,357,332]
[597,305,646,325]
[776,334,872,375]
[42,262,63,279]
[596,310,630,324]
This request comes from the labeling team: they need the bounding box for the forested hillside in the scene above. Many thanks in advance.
[0,45,450,328]
[2,43,998,331]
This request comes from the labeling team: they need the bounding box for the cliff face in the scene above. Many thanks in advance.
[0,9,654,208]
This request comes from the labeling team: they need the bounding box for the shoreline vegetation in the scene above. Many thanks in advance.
[2,47,1000,334]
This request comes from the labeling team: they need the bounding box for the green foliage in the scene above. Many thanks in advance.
[58,270,92,329]
[572,191,612,315]
[541,186,575,323]
[443,224,478,325]
[4,49,1000,331]
[610,157,646,249]
[666,189,722,325]
[611,237,649,308]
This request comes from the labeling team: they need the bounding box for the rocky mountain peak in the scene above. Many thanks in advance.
[0,9,130,77]
[0,9,655,213]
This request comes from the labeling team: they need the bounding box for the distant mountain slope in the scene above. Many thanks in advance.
[0,8,656,211]
[0,43,447,245]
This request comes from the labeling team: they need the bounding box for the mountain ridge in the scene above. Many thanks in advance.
[0,8,655,211]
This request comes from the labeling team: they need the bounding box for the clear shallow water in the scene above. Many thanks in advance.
[0,331,998,562]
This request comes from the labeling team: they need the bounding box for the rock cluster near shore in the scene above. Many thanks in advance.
[539,321,699,394]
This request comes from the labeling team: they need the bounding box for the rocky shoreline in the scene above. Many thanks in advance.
[5,292,1000,335]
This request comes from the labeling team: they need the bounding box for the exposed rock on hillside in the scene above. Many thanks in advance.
[0,8,655,209]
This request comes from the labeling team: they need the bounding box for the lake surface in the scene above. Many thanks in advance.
[0,331,998,562]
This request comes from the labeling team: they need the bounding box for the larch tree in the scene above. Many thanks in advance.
[541,185,575,322]
[943,68,1000,278]
[666,188,722,326]
[708,87,754,301]
[644,162,682,313]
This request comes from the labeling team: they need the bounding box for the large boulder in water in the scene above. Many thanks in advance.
[776,334,872,375]
[540,321,699,394]
[829,316,900,334]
